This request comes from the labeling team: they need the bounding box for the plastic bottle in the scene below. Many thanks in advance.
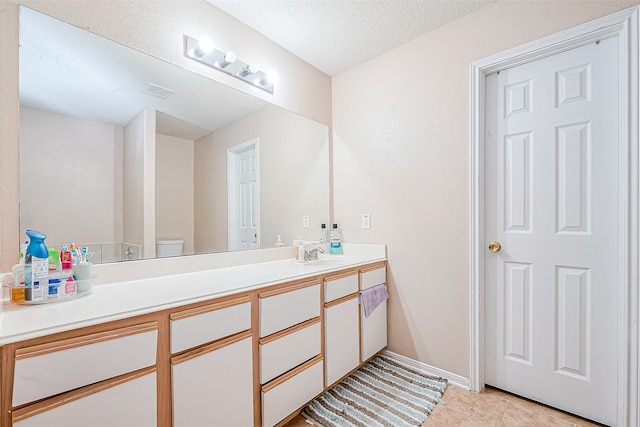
[329,224,343,255]
[61,251,77,297]
[320,224,327,244]
[275,235,284,248]
[24,230,49,302]
[295,236,305,263]
[47,248,62,299]
[11,263,25,303]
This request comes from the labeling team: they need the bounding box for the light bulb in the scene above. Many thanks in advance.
[265,70,278,84]
[193,38,214,58]
[218,51,236,68]
[239,64,259,77]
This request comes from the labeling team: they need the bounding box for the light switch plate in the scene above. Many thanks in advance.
[303,215,310,228]
[362,213,371,229]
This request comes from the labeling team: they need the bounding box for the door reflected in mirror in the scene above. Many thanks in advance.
[18,6,330,264]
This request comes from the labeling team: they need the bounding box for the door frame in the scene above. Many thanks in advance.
[227,138,260,251]
[469,7,639,426]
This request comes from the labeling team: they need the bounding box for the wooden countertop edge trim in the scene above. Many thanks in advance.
[359,261,386,274]
[323,269,359,282]
[258,280,319,299]
[169,295,251,321]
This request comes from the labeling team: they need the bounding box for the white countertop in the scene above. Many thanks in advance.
[0,248,385,345]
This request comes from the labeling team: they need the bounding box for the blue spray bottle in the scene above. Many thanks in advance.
[24,230,49,301]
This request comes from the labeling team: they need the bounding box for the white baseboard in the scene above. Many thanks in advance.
[380,350,470,390]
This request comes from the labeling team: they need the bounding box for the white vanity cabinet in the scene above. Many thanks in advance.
[169,296,253,427]
[0,258,387,427]
[360,263,388,361]
[323,271,360,386]
[259,281,323,427]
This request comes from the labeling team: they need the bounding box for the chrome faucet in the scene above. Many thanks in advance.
[305,246,325,261]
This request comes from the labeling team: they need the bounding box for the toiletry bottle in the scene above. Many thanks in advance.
[329,224,343,255]
[11,263,25,303]
[295,236,305,262]
[320,224,327,244]
[61,251,77,297]
[275,235,284,248]
[47,248,62,299]
[24,230,49,301]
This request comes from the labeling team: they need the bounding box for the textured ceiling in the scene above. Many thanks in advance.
[208,0,496,76]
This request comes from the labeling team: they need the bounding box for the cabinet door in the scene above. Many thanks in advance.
[13,371,157,427]
[361,299,387,361]
[325,296,360,386]
[172,332,253,427]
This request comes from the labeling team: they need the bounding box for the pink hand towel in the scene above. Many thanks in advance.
[359,284,389,317]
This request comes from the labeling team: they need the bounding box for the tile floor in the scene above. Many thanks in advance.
[284,385,603,427]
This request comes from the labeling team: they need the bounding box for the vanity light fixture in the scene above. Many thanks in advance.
[184,35,275,94]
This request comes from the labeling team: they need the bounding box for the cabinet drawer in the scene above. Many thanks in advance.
[13,322,158,406]
[260,320,321,384]
[360,265,386,290]
[324,272,358,302]
[260,282,320,337]
[262,357,324,427]
[170,297,251,353]
[13,371,157,427]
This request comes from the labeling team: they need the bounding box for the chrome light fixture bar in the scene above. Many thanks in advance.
[184,35,275,94]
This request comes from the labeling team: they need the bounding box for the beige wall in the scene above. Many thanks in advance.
[194,105,330,253]
[332,0,639,379]
[123,108,156,258]
[156,133,195,256]
[0,0,331,270]
[19,107,124,246]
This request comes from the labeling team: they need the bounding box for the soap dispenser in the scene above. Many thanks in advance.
[295,236,305,263]
[275,235,284,248]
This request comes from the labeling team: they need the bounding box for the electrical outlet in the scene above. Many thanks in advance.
[362,213,371,229]
[303,215,310,228]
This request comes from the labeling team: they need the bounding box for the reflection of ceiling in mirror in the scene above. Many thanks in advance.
[18,6,269,138]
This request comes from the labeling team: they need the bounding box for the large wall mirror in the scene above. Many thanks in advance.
[18,6,330,264]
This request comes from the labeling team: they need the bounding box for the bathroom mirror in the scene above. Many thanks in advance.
[18,7,330,264]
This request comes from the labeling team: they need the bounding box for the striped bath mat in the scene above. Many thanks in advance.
[302,355,447,427]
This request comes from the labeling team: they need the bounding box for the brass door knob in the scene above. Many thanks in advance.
[488,241,502,253]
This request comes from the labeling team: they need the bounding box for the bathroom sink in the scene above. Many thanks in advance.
[301,256,359,266]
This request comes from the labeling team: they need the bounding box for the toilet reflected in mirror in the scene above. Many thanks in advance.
[156,240,184,258]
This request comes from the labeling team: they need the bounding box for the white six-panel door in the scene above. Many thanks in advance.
[237,146,258,250]
[228,139,259,251]
[484,36,619,425]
